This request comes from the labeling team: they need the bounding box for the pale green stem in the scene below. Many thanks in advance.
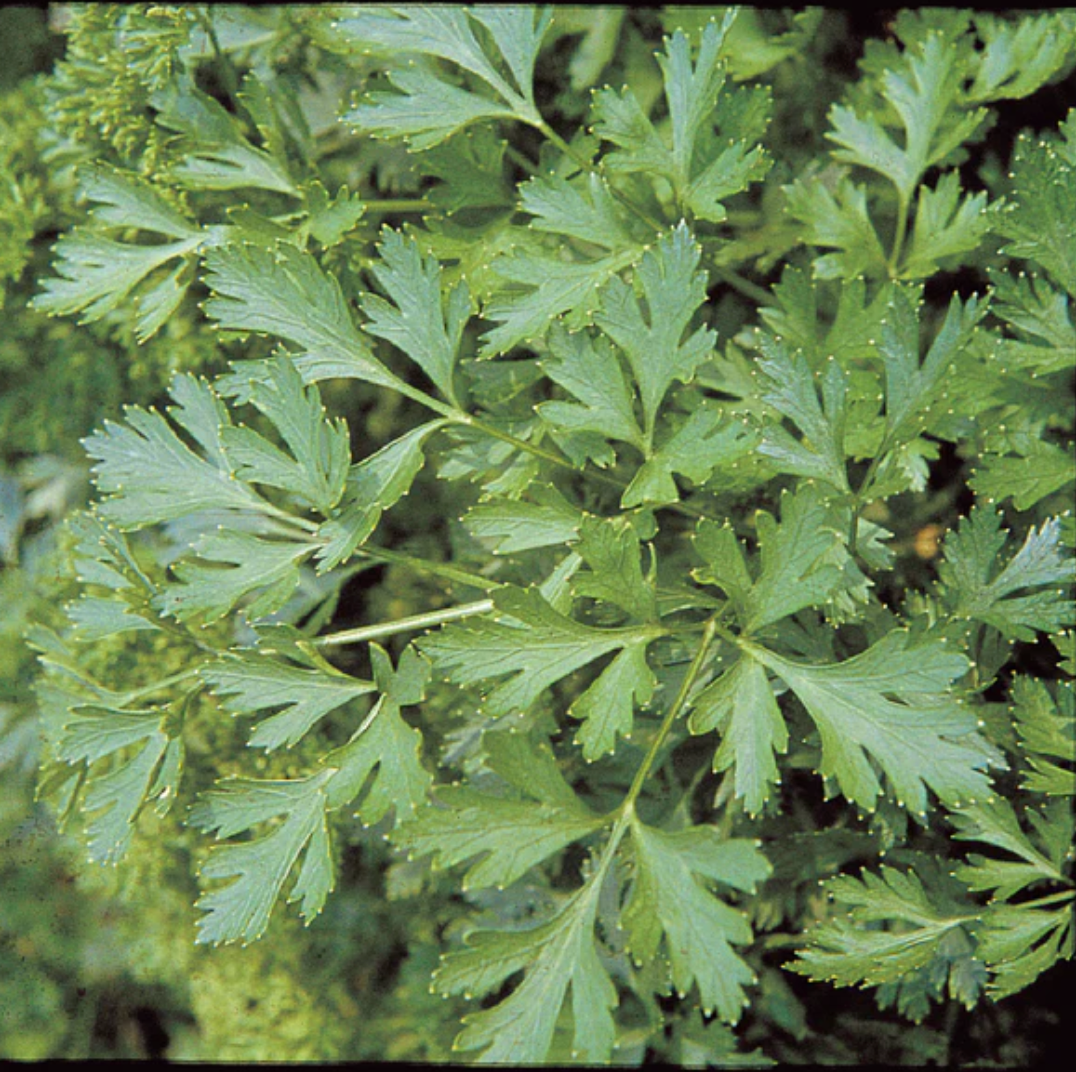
[624,615,721,811]
[196,6,242,108]
[314,598,496,648]
[363,198,435,214]
[712,266,773,307]
[356,544,501,592]
[504,144,541,177]
[120,667,203,707]
[255,506,321,536]
[590,615,723,873]
[849,446,888,554]
[888,190,911,277]
[760,933,805,949]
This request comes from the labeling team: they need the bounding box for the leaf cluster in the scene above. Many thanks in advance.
[5,5,1074,1065]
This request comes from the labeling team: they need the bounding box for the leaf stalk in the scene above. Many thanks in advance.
[314,598,496,648]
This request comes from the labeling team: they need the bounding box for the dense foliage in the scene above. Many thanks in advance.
[2,5,1074,1063]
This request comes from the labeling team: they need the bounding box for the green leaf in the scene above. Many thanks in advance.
[735,485,846,633]
[316,420,446,572]
[900,172,990,279]
[992,116,1076,298]
[595,222,715,445]
[201,640,376,751]
[479,174,647,358]
[45,622,190,865]
[970,440,1076,512]
[759,266,892,366]
[170,142,295,196]
[302,180,366,247]
[217,356,351,515]
[419,585,660,718]
[191,770,337,944]
[335,6,551,146]
[463,485,584,555]
[481,242,641,358]
[968,12,1076,105]
[621,404,760,509]
[345,62,524,151]
[202,242,398,388]
[937,507,1075,642]
[568,642,656,761]
[750,631,999,814]
[31,165,203,341]
[434,875,617,1063]
[419,127,512,213]
[976,900,1074,999]
[82,366,358,622]
[624,819,770,1021]
[65,596,162,642]
[572,514,657,622]
[1010,677,1076,796]
[77,730,182,865]
[394,732,604,890]
[951,796,1069,901]
[690,519,753,620]
[792,865,980,990]
[56,693,184,865]
[592,16,771,222]
[193,646,429,944]
[81,366,359,623]
[482,164,654,355]
[436,417,543,496]
[988,268,1076,377]
[361,228,471,405]
[83,374,263,528]
[877,285,985,453]
[155,528,318,624]
[689,655,787,817]
[321,643,432,825]
[63,514,163,641]
[755,338,850,492]
[474,727,585,808]
[826,34,988,203]
[520,171,637,251]
[668,6,823,81]
[74,164,201,239]
[537,323,644,452]
[156,76,297,195]
[782,172,888,281]
[33,232,201,341]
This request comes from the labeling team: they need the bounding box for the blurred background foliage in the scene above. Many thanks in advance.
[0,4,1071,1063]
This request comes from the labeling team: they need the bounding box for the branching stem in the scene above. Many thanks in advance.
[385,377,721,522]
[624,614,720,811]
[587,615,722,875]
